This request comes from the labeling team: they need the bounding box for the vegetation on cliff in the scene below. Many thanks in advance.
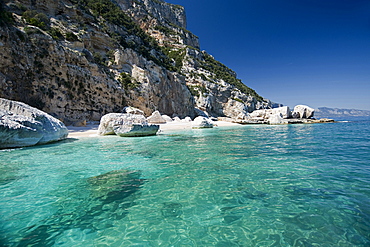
[0,5,13,26]
[0,0,267,123]
[200,53,263,101]
[69,0,175,71]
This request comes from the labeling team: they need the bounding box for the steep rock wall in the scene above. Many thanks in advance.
[0,0,268,125]
[0,0,195,124]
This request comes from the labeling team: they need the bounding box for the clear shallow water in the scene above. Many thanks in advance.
[1,120,370,246]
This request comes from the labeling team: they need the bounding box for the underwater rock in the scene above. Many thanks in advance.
[161,202,183,219]
[284,186,339,200]
[87,170,145,203]
[223,215,242,224]
[17,169,145,246]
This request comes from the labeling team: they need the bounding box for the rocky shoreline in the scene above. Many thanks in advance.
[1,98,335,148]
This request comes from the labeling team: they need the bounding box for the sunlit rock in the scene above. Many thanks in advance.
[98,113,159,137]
[191,116,214,128]
[122,106,145,115]
[161,115,173,123]
[268,114,287,125]
[147,111,167,124]
[0,98,68,149]
[292,105,315,119]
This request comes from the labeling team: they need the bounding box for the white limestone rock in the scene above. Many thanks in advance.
[249,109,267,119]
[293,105,315,119]
[161,115,173,123]
[268,114,287,125]
[0,98,68,149]
[98,113,159,137]
[191,116,214,129]
[147,111,167,124]
[271,106,291,119]
[0,112,44,148]
[249,106,291,120]
[182,116,192,123]
[114,124,159,137]
[173,116,182,122]
[122,106,145,115]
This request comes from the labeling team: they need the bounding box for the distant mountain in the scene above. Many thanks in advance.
[315,107,370,118]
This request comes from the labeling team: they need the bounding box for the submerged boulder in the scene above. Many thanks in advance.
[88,169,145,202]
[98,113,159,137]
[18,169,145,246]
[0,98,68,149]
[191,116,214,128]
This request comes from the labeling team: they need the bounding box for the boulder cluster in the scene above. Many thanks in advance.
[0,98,334,149]
[239,105,333,124]
[97,108,215,136]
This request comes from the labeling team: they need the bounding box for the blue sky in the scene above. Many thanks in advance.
[166,0,370,110]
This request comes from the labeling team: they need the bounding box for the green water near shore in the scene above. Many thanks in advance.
[1,121,370,246]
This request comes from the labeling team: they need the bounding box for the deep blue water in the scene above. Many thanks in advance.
[1,119,370,246]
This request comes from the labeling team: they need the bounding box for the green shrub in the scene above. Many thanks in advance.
[92,52,104,65]
[22,10,49,30]
[48,27,64,40]
[65,32,79,41]
[70,0,175,71]
[232,98,244,104]
[154,25,176,36]
[200,74,207,81]
[0,4,14,26]
[188,85,208,97]
[119,72,139,90]
[24,26,43,35]
[161,47,186,72]
[200,53,263,101]
[188,85,199,97]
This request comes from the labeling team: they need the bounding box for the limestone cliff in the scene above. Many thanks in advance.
[0,0,269,125]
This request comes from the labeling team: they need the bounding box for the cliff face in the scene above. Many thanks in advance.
[0,0,269,125]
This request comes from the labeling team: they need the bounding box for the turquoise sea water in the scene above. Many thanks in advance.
[1,119,370,246]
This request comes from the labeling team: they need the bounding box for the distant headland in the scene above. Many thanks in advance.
[315,107,370,118]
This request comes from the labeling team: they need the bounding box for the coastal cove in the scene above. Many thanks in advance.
[1,119,370,246]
